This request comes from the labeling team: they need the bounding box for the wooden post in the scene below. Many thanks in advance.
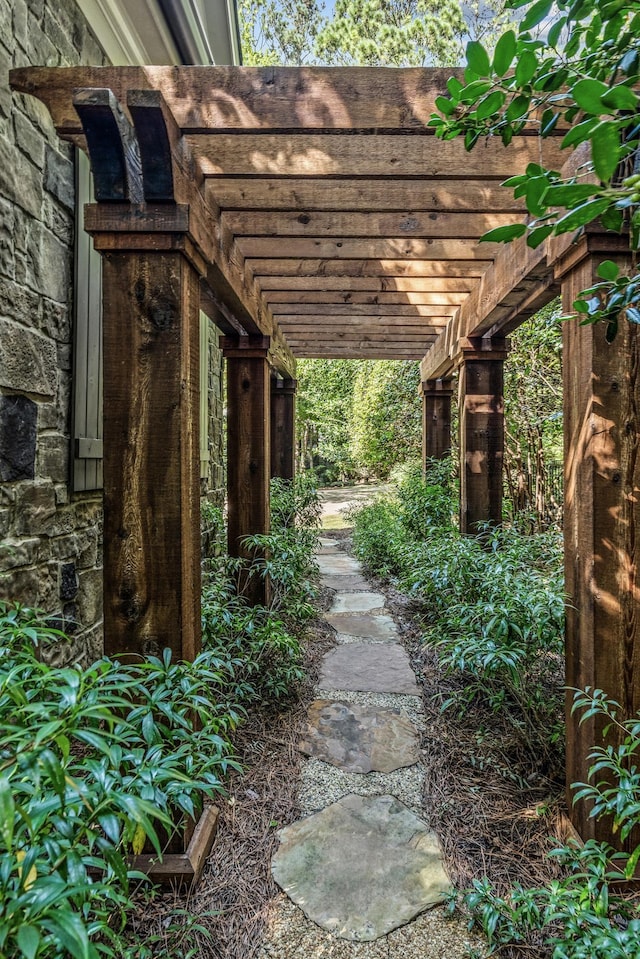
[458,340,507,534]
[99,248,202,662]
[222,336,271,605]
[271,377,297,480]
[421,379,453,467]
[557,233,639,845]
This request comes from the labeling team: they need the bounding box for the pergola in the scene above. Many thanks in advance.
[10,65,640,847]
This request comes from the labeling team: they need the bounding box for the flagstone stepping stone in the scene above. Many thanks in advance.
[322,575,373,591]
[317,554,362,575]
[299,699,420,773]
[324,612,399,643]
[331,591,385,614]
[319,643,420,695]
[319,537,340,548]
[271,794,451,941]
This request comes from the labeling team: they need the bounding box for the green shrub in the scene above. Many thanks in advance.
[0,603,241,959]
[462,690,640,959]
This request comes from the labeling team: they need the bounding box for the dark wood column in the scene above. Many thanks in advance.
[271,377,297,480]
[421,378,453,466]
[458,340,507,534]
[99,247,202,663]
[557,233,639,844]
[222,336,271,604]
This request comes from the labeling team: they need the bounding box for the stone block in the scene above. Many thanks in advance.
[0,564,40,605]
[0,393,37,481]
[37,432,68,484]
[0,197,15,280]
[42,8,75,64]
[0,136,43,220]
[12,0,27,51]
[28,0,45,19]
[42,197,73,247]
[0,319,57,396]
[14,111,45,170]
[0,537,39,573]
[14,479,56,535]
[26,18,58,65]
[27,223,71,304]
[0,0,12,52]
[0,278,42,328]
[77,567,102,626]
[0,509,11,539]
[44,145,74,209]
[59,561,77,600]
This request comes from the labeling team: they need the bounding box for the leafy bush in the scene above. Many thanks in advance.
[0,603,241,959]
[462,690,640,959]
[202,474,321,703]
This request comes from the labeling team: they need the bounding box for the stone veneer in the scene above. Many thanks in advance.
[0,0,226,662]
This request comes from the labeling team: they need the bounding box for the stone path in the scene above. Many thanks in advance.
[259,534,481,958]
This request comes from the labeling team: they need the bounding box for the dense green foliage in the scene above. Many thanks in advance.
[202,474,321,701]
[464,692,640,958]
[0,604,241,959]
[0,477,320,958]
[503,305,564,523]
[238,0,476,66]
[297,358,422,481]
[432,0,640,338]
[350,460,565,762]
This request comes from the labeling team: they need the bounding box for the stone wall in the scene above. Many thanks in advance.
[0,2,227,664]
[0,0,109,663]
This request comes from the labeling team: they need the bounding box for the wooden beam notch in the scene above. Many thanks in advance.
[73,88,143,203]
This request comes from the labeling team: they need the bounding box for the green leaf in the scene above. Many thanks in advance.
[561,117,599,149]
[515,50,538,86]
[480,223,527,243]
[0,777,15,850]
[466,40,491,76]
[591,122,621,181]
[626,307,640,324]
[527,224,554,248]
[520,0,553,30]
[506,93,531,122]
[17,925,41,959]
[435,95,456,117]
[547,15,566,46]
[597,260,620,281]
[555,197,612,233]
[572,78,609,114]
[542,184,601,206]
[601,84,639,111]
[493,30,516,76]
[476,90,506,120]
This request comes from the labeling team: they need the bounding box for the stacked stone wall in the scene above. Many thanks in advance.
[0,0,110,663]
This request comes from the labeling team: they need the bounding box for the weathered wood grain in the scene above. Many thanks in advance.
[101,250,201,662]
[422,380,453,463]
[223,210,518,239]
[258,275,478,292]
[207,178,525,212]
[560,236,640,847]
[249,258,493,278]
[224,337,271,605]
[237,237,501,261]
[265,290,469,305]
[194,133,565,178]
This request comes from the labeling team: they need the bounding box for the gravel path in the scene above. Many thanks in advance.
[257,532,484,959]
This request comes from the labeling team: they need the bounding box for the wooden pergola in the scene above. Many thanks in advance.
[11,66,640,848]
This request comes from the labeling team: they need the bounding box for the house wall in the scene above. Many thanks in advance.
[0,0,226,662]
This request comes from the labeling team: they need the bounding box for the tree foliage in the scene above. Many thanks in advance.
[431,0,640,336]
[350,360,422,476]
[314,0,465,66]
[237,0,510,68]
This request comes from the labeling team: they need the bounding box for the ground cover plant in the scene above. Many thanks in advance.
[0,603,241,959]
[1,476,320,958]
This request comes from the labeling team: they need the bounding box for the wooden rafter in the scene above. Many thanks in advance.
[10,64,567,360]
